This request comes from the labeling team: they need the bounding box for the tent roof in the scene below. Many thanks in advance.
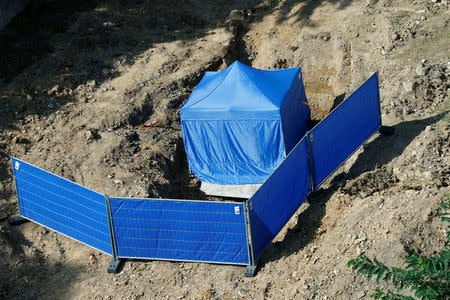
[180,61,300,120]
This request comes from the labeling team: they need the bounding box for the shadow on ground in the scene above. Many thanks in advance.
[277,0,355,26]
[0,223,84,300]
[0,0,362,130]
[0,0,265,128]
[257,112,446,267]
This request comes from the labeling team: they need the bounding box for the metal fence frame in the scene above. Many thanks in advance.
[243,72,383,273]
[108,196,249,267]
[10,72,384,276]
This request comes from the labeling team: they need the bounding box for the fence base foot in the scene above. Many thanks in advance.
[244,264,258,277]
[7,215,29,226]
[379,126,395,136]
[107,258,123,274]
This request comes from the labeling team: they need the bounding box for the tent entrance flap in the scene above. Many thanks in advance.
[181,119,286,185]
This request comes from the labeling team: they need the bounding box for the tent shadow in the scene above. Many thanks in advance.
[154,136,211,200]
[256,112,447,268]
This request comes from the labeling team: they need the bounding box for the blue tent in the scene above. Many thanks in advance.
[180,61,311,185]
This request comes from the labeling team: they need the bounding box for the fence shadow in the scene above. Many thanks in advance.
[257,112,447,267]
[335,112,448,184]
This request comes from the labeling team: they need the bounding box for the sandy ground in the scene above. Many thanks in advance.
[0,0,449,299]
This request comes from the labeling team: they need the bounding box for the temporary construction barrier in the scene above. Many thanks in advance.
[10,72,385,276]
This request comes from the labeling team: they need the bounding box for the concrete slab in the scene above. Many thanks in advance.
[200,182,261,199]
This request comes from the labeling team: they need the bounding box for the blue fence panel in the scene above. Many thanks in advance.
[248,137,310,261]
[310,73,382,188]
[109,198,249,265]
[12,157,112,254]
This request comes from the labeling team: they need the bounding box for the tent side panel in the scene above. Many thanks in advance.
[109,198,249,265]
[248,137,310,261]
[310,73,382,188]
[11,157,112,254]
[181,120,285,185]
[280,69,311,154]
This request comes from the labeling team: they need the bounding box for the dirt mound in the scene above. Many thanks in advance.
[0,0,449,299]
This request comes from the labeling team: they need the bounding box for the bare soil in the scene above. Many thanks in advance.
[0,0,449,299]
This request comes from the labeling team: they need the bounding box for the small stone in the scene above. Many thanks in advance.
[402,81,414,93]
[433,178,442,187]
[317,227,326,235]
[11,136,25,144]
[26,94,33,101]
[107,174,114,179]
[415,64,425,76]
[356,291,366,298]
[34,135,43,143]
[86,80,96,87]
[85,130,95,140]
[422,207,434,222]
[356,246,362,255]
[47,85,61,95]
[114,179,123,185]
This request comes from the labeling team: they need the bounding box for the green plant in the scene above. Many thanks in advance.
[348,194,450,299]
